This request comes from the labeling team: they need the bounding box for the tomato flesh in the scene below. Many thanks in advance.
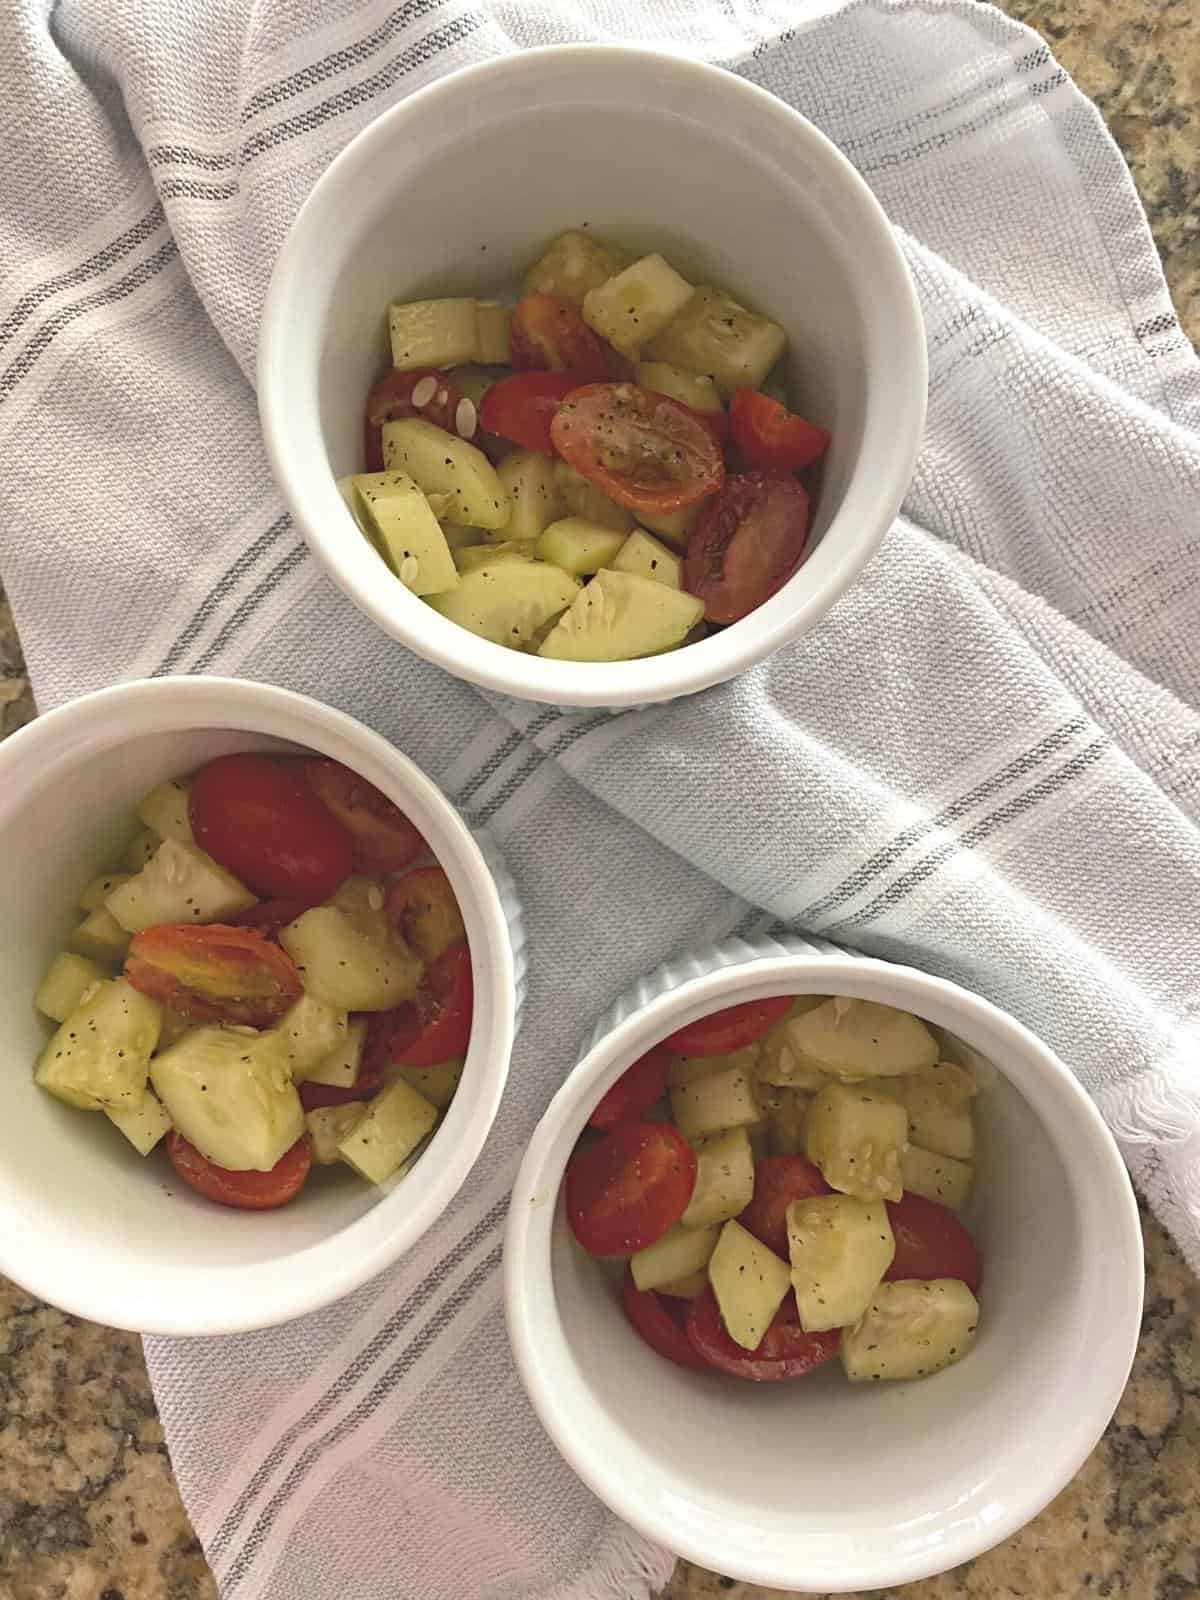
[729,387,830,473]
[738,1155,830,1258]
[478,371,576,456]
[550,383,724,515]
[621,1271,710,1370]
[377,941,473,1069]
[565,1120,696,1257]
[124,923,303,1028]
[588,1045,672,1131]
[384,866,465,963]
[885,1194,982,1294]
[683,471,811,625]
[302,759,425,875]
[190,753,353,903]
[686,1287,840,1380]
[510,294,611,384]
[663,995,793,1057]
[362,368,467,471]
[166,1132,312,1210]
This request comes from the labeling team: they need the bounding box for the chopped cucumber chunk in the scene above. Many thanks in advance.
[35,978,161,1111]
[669,1064,763,1141]
[842,1279,979,1382]
[272,994,348,1078]
[121,828,160,872]
[352,471,459,596]
[391,1058,463,1109]
[759,1085,812,1156]
[427,560,580,650]
[440,521,485,550]
[656,1270,708,1299]
[454,540,537,574]
[280,907,422,1012]
[151,1026,303,1171]
[644,285,787,398]
[497,450,565,541]
[137,780,193,842]
[338,1079,438,1185]
[388,298,478,370]
[755,997,835,1087]
[447,365,509,410]
[630,1222,720,1293]
[584,253,694,357]
[307,1102,367,1164]
[106,1089,172,1156]
[156,1009,194,1052]
[328,874,391,944]
[67,907,131,963]
[537,569,703,662]
[523,229,636,304]
[635,361,723,413]
[900,1144,974,1210]
[666,1045,761,1089]
[681,1126,756,1227]
[635,503,698,549]
[554,462,635,532]
[786,1194,895,1333]
[78,872,133,912]
[474,301,511,365]
[106,840,257,933]
[707,1219,791,1350]
[776,997,938,1081]
[611,529,681,589]
[337,474,375,541]
[382,418,510,530]
[806,1083,907,1203]
[35,951,106,1022]
[869,1064,976,1160]
[537,517,628,577]
[302,1018,368,1089]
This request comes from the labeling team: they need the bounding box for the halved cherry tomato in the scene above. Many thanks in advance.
[166,1131,312,1211]
[384,867,465,963]
[685,1288,840,1381]
[228,899,311,939]
[302,759,424,875]
[737,1154,830,1258]
[124,923,303,1027]
[639,390,732,452]
[190,754,353,903]
[621,1271,710,1370]
[550,383,725,515]
[729,387,830,473]
[588,1045,672,1131]
[362,368,467,471]
[510,294,611,384]
[377,942,473,1068]
[565,1120,696,1257]
[662,995,793,1058]
[683,471,811,625]
[479,371,576,455]
[885,1194,982,1295]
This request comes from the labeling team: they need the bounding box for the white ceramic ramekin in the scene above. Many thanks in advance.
[0,677,524,1335]
[504,935,1142,1592]
[258,45,926,707]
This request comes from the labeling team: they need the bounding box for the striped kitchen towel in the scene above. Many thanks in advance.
[2,2,1199,1597]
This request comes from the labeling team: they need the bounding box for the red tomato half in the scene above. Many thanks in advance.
[550,383,725,515]
[362,368,467,471]
[478,371,576,456]
[228,899,311,939]
[621,1272,710,1371]
[684,472,811,625]
[377,942,473,1069]
[565,1120,696,1257]
[885,1194,983,1295]
[190,754,353,903]
[737,1155,830,1258]
[663,995,793,1058]
[124,924,303,1028]
[384,867,466,963]
[589,1045,672,1131]
[729,388,830,473]
[686,1288,840,1381]
[510,294,611,384]
[166,1132,312,1211]
[302,759,424,875]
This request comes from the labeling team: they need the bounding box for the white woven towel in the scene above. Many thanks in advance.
[2,2,1199,1595]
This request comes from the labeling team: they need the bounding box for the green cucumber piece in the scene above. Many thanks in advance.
[868,1064,976,1160]
[635,503,698,549]
[121,828,160,871]
[280,907,421,1012]
[786,1194,895,1332]
[666,1045,761,1089]
[328,874,390,944]
[657,1270,708,1299]
[67,907,131,963]
[554,462,635,532]
[758,1085,812,1156]
[755,997,835,1087]
[388,298,478,370]
[669,1064,763,1141]
[644,285,787,398]
[536,517,628,577]
[137,779,193,842]
[454,541,537,574]
[474,301,511,365]
[338,1079,438,1185]
[806,1083,907,1203]
[681,1126,756,1227]
[392,1058,463,1109]
[78,872,133,912]
[583,253,694,356]
[352,471,459,596]
[35,978,161,1111]
[151,1026,303,1170]
[610,529,681,589]
[106,840,257,933]
[427,560,579,650]
[842,1279,979,1382]
[778,997,938,1081]
[272,994,348,1078]
[707,1219,791,1350]
[497,450,566,541]
[307,1102,367,1164]
[302,1018,368,1089]
[634,361,723,413]
[35,952,107,1022]
[630,1223,720,1292]
[382,418,510,530]
[106,1090,172,1156]
[537,569,703,663]
[900,1145,974,1210]
[522,230,636,304]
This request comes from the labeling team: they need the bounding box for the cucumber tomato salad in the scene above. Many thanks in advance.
[341,229,830,661]
[32,755,471,1209]
[566,995,982,1382]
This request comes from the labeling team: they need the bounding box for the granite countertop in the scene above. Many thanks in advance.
[1,3,1198,1597]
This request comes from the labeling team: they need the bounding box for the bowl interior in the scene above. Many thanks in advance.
[511,967,1141,1589]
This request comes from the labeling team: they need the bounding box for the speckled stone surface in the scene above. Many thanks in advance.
[0,4,1197,1597]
